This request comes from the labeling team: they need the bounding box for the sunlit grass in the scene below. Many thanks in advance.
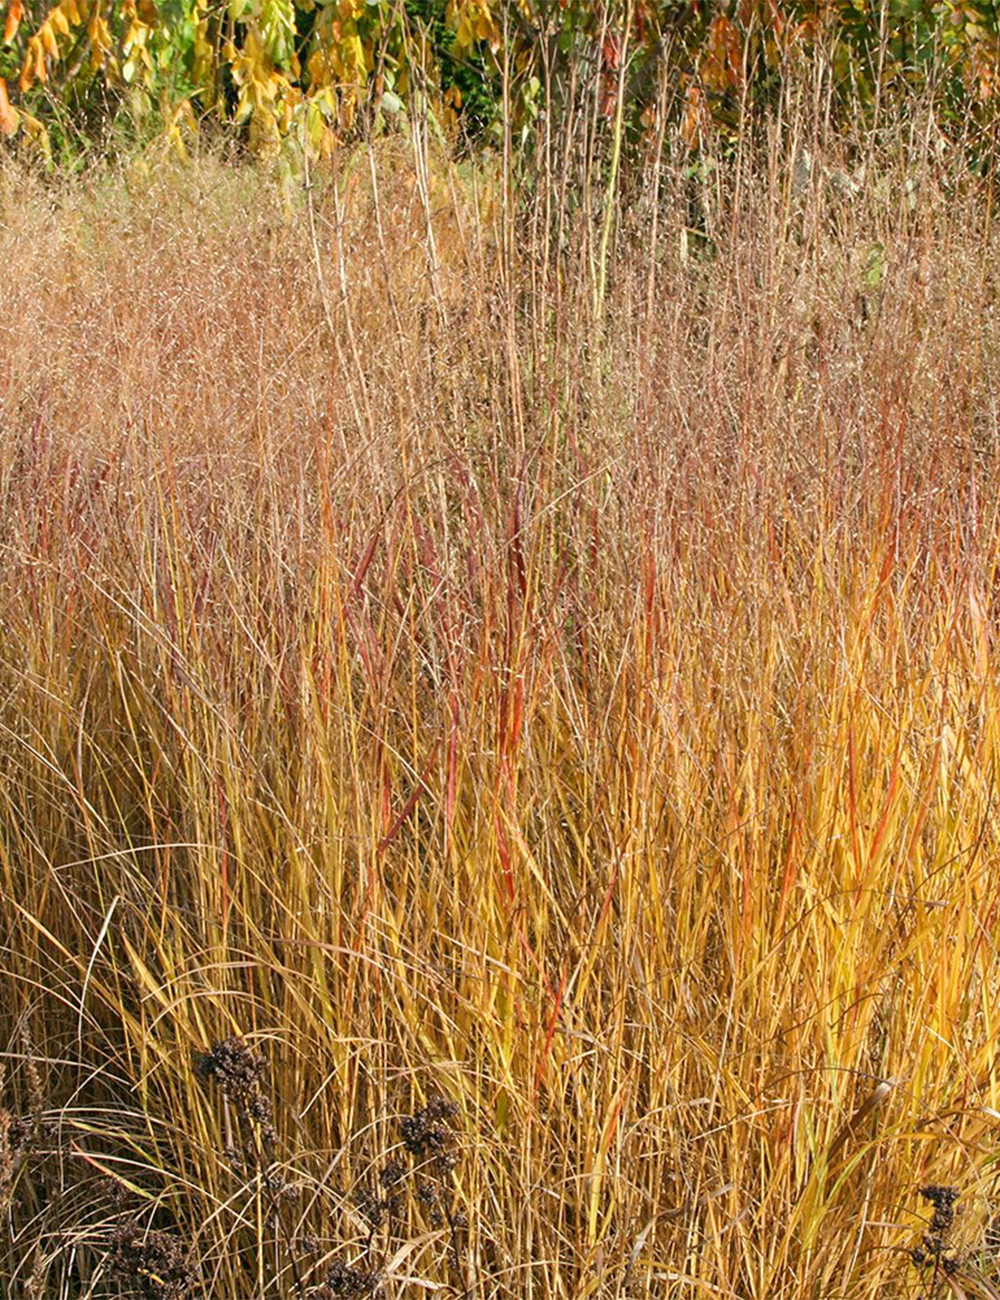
[2,128,1000,1298]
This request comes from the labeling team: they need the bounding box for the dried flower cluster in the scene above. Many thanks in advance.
[347,1097,463,1242]
[193,1048,466,1294]
[314,1258,382,1299]
[196,1037,265,1097]
[196,1037,272,1117]
[0,1104,31,1212]
[352,1178,403,1232]
[911,1184,960,1283]
[0,1055,47,1214]
[397,1096,467,1265]
[196,1035,299,1225]
[400,1094,459,1162]
[108,1221,198,1300]
[317,1094,466,1297]
[196,1037,278,1150]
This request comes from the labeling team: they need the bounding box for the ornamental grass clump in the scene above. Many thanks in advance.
[4,95,1000,1298]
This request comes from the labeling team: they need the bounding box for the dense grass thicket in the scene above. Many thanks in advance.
[3,116,1000,1298]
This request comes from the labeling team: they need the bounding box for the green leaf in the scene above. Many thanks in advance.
[866,243,885,289]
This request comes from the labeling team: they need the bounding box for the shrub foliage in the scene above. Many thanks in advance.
[1,0,999,162]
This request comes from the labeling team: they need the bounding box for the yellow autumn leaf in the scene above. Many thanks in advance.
[3,0,23,45]
[306,47,331,87]
[243,28,265,68]
[248,102,280,157]
[89,13,111,66]
[20,110,50,159]
[453,11,472,51]
[20,33,46,88]
[123,19,149,50]
[478,15,499,50]
[0,77,19,134]
[306,96,326,150]
[89,11,110,50]
[40,20,59,57]
[164,100,195,161]
[338,30,364,81]
[168,130,190,161]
